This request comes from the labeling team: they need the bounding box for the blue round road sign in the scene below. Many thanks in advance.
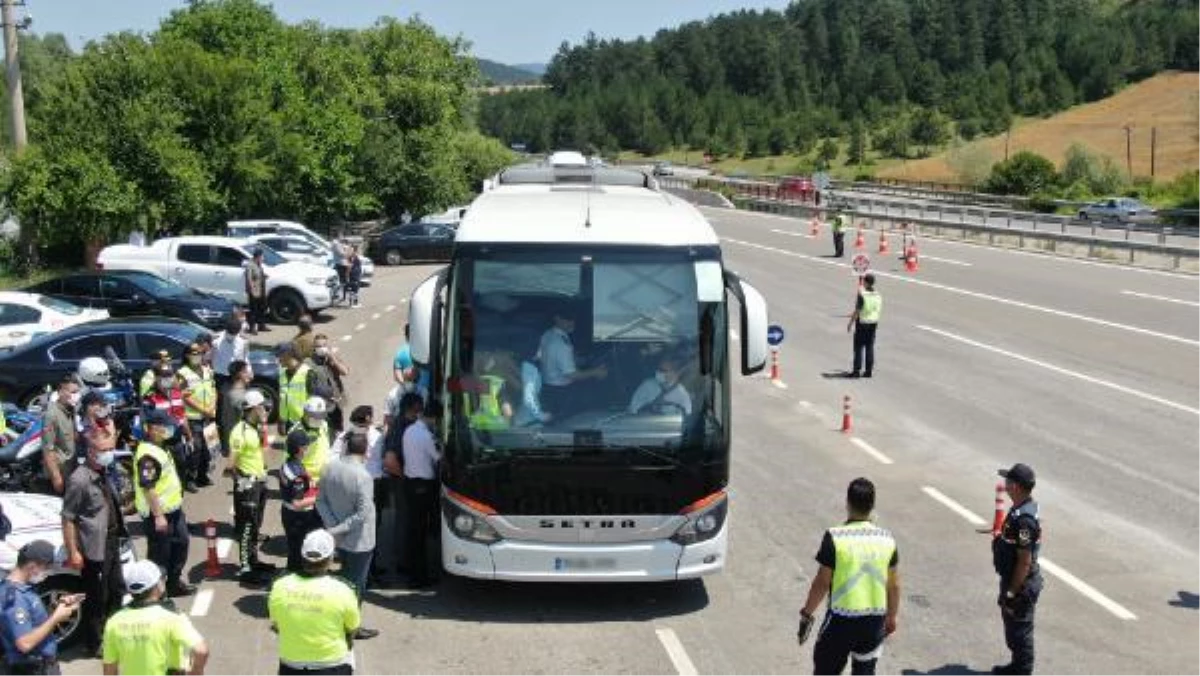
[767,324,785,346]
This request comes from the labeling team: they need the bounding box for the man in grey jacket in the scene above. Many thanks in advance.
[315,433,379,640]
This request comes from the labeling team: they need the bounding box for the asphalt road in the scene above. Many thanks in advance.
[56,220,1198,674]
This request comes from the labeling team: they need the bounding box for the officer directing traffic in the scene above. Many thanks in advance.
[846,274,882,379]
[831,208,848,258]
[798,478,900,675]
[0,541,81,675]
[992,463,1043,676]
[102,560,209,675]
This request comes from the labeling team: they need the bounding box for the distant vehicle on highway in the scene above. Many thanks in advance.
[26,270,234,330]
[1077,197,1157,223]
[0,292,108,351]
[652,161,674,176]
[778,176,814,201]
[372,223,456,265]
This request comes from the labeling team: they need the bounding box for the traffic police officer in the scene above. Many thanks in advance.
[992,463,1043,675]
[138,350,172,397]
[847,274,882,379]
[178,342,218,488]
[0,541,81,674]
[798,478,900,675]
[135,409,196,597]
[290,397,332,484]
[102,560,210,675]
[279,428,322,572]
[268,529,361,675]
[229,389,275,586]
[831,208,848,258]
[277,342,317,435]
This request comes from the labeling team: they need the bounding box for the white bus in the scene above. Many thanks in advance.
[407,164,769,581]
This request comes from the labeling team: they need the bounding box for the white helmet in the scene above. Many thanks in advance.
[303,397,327,416]
[77,357,111,387]
[242,389,266,410]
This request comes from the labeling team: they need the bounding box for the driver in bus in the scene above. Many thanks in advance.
[628,353,692,417]
[537,309,607,418]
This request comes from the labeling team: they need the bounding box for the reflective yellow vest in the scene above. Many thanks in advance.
[178,365,216,421]
[229,420,267,478]
[133,441,183,518]
[102,602,203,675]
[279,365,311,424]
[468,375,509,431]
[832,214,848,233]
[828,521,895,616]
[139,370,156,397]
[859,291,882,324]
[268,573,359,667]
[289,420,330,483]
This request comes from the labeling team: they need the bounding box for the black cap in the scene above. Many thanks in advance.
[349,405,373,425]
[145,409,175,427]
[80,390,106,410]
[275,342,295,358]
[18,540,57,566]
[999,463,1036,488]
[286,428,310,455]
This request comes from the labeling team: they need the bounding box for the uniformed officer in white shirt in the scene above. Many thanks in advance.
[628,355,692,417]
[537,310,606,419]
[401,401,443,588]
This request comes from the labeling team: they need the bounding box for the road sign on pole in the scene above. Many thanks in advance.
[767,324,785,347]
[851,253,871,276]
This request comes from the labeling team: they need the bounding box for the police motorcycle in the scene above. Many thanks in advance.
[0,404,46,493]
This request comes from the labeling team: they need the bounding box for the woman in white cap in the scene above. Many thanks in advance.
[102,561,209,675]
[269,530,365,675]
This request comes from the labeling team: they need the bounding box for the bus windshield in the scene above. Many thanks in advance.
[444,245,730,468]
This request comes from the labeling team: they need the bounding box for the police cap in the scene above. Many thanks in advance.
[999,463,1036,489]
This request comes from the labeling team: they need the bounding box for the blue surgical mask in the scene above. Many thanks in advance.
[95,451,116,468]
[161,425,177,440]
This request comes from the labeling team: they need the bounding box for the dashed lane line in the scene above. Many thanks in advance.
[189,588,214,617]
[371,312,381,320]
[385,304,396,312]
[770,228,815,239]
[655,627,699,676]
[721,237,1199,347]
[849,437,894,465]
[920,486,1138,621]
[917,324,1200,416]
[1121,290,1200,307]
[921,254,972,267]
[341,334,353,342]
[771,379,789,389]
[354,323,367,332]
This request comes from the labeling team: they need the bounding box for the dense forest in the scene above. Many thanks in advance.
[479,0,1199,159]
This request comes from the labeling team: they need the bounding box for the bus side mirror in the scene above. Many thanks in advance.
[408,268,447,365]
[725,272,768,375]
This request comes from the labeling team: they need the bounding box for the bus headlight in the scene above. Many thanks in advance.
[442,492,502,544]
[670,491,728,546]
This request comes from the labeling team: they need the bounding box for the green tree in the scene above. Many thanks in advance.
[816,138,839,168]
[846,119,867,165]
[984,150,1058,195]
[909,108,950,155]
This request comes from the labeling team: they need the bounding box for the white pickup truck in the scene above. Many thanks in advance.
[96,236,337,324]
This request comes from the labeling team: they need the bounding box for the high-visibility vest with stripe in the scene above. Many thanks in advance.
[279,365,311,424]
[229,420,267,478]
[289,420,330,483]
[828,521,895,616]
[133,441,183,518]
[468,375,509,431]
[138,370,156,397]
[859,291,882,324]
[178,365,216,420]
[832,215,848,233]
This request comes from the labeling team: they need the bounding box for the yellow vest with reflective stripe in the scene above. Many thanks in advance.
[828,521,895,616]
[468,375,509,431]
[139,370,156,397]
[102,603,201,675]
[289,421,330,483]
[229,421,267,477]
[268,573,359,667]
[859,291,882,324]
[0,407,6,435]
[178,365,216,420]
[832,214,848,233]
[279,365,311,424]
[134,441,183,517]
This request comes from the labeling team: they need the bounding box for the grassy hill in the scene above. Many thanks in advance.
[475,58,540,85]
[880,72,1200,183]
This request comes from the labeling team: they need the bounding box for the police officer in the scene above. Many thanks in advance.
[847,274,882,379]
[143,362,198,492]
[290,397,332,485]
[268,529,361,675]
[279,429,322,572]
[798,478,899,675]
[992,463,1043,676]
[0,541,81,674]
[229,389,275,586]
[102,560,209,675]
[831,208,848,258]
[178,342,218,489]
[135,409,196,598]
[277,343,317,435]
[138,350,172,398]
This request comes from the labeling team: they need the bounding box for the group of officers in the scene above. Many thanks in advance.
[796,465,1044,675]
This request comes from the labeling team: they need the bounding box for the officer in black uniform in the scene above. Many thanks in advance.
[992,463,1043,675]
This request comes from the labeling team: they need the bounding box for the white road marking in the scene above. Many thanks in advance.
[771,379,789,389]
[371,312,381,320]
[354,323,367,331]
[385,304,396,312]
[770,228,815,239]
[217,538,233,560]
[921,486,1137,620]
[721,237,1199,346]
[849,437,894,465]
[189,588,214,617]
[655,627,699,676]
[922,254,973,267]
[918,325,1200,415]
[341,334,353,342]
[1121,290,1200,307]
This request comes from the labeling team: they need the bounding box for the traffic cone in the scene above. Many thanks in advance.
[854,227,866,250]
[991,482,1007,536]
[878,230,890,254]
[204,518,221,578]
[840,395,852,433]
[904,242,919,273]
[810,218,820,237]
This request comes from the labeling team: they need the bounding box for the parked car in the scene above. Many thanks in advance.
[245,234,333,267]
[372,223,456,266]
[778,176,815,202]
[25,270,233,330]
[0,292,108,350]
[0,317,280,410]
[418,205,470,227]
[96,236,337,324]
[652,161,674,177]
[1078,197,1157,223]
[227,220,374,284]
[0,492,136,647]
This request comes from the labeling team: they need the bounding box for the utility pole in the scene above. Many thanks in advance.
[1122,125,1132,178]
[1,0,27,153]
[1150,127,1157,179]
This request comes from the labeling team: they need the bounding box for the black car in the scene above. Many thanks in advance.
[25,271,235,330]
[372,223,456,265]
[0,317,279,410]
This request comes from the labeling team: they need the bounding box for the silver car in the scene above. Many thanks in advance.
[1078,197,1157,224]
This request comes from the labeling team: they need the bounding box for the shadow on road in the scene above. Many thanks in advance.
[1169,590,1198,609]
[901,664,990,675]
[820,370,857,379]
[364,575,709,624]
[234,591,270,619]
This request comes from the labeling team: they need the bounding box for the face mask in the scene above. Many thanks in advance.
[158,378,175,391]
[160,425,177,440]
[304,416,323,429]
[95,451,116,468]
[315,347,330,358]
[187,356,201,367]
[29,570,48,585]
[654,371,670,386]
[67,391,81,407]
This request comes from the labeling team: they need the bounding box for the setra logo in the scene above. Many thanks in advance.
[539,519,637,529]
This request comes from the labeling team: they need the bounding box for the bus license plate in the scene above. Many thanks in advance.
[554,557,617,571]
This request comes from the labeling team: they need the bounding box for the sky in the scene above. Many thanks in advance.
[29,0,793,65]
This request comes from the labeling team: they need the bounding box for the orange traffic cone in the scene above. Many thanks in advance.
[991,482,1007,536]
[854,228,866,249]
[840,395,852,433]
[204,518,221,578]
[878,230,890,254]
[904,242,919,273]
[810,218,820,237]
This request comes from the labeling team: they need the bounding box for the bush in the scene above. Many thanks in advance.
[854,171,876,182]
[983,151,1058,196]
[1061,143,1127,196]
